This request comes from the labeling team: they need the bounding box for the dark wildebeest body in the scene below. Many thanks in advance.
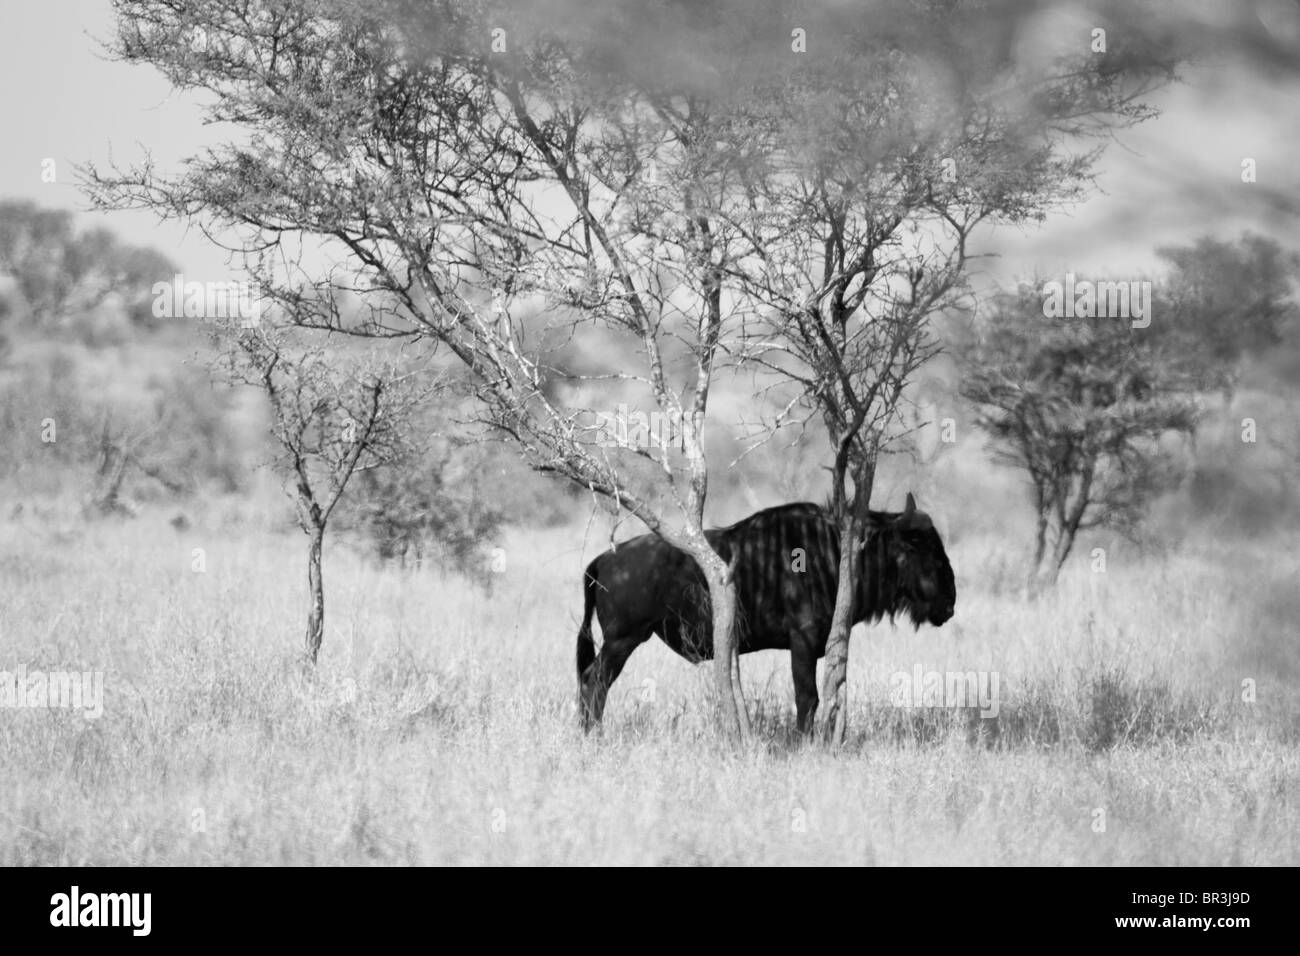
[576,496,956,732]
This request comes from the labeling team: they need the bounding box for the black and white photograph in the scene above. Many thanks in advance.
[0,0,1296,903]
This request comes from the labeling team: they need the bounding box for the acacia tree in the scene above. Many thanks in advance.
[217,318,429,663]
[705,2,1173,741]
[1153,233,1300,398]
[87,0,780,735]
[959,284,1202,590]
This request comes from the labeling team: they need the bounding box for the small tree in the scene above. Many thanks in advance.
[717,1,1171,741]
[1154,233,1300,397]
[342,429,506,582]
[0,199,176,330]
[87,0,778,737]
[959,285,1202,590]
[217,319,429,662]
[85,406,176,516]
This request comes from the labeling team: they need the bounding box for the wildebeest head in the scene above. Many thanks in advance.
[863,493,956,628]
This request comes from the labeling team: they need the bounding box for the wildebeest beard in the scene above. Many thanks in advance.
[857,523,956,631]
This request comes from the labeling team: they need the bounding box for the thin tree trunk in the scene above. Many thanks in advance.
[1030,518,1064,593]
[696,549,749,740]
[819,455,871,746]
[1032,513,1047,573]
[1032,557,1060,594]
[1048,529,1077,583]
[730,646,746,737]
[724,549,750,739]
[1029,522,1052,596]
[819,511,862,747]
[1027,480,1051,595]
[1036,465,1094,592]
[305,525,325,664]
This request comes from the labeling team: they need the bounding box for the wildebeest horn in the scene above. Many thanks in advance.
[897,492,932,530]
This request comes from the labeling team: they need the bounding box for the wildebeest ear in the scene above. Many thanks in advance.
[902,492,916,519]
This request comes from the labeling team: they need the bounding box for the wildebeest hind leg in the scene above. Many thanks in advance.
[790,639,819,736]
[579,627,650,730]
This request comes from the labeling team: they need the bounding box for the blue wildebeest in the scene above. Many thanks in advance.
[575,495,956,732]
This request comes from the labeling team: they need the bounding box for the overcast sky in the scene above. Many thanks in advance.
[2,0,1297,290]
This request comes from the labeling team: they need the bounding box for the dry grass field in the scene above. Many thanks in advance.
[2,497,1298,866]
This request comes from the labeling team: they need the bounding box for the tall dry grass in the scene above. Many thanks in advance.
[0,502,1297,865]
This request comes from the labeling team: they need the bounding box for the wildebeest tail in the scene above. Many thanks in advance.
[576,561,598,677]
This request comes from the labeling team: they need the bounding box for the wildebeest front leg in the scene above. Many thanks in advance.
[579,631,648,730]
[790,639,819,735]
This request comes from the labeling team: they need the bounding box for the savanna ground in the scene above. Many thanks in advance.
[2,489,1298,867]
